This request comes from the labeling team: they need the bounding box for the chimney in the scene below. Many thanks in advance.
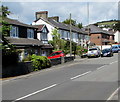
[48,16,59,22]
[36,11,48,20]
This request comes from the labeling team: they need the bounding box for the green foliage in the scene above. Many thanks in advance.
[31,54,51,71]
[77,23,83,29]
[76,46,88,55]
[1,5,11,18]
[113,21,120,31]
[62,18,76,26]
[22,54,32,62]
[2,21,10,36]
[0,5,11,36]
[62,18,83,28]
[51,29,62,50]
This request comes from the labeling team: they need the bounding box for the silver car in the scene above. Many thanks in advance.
[87,47,101,58]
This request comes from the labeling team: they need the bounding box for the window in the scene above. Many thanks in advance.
[61,30,64,38]
[27,28,34,38]
[64,31,67,38]
[41,28,48,44]
[67,31,70,39]
[42,28,47,33]
[10,26,18,38]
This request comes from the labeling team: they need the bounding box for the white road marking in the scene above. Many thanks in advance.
[106,87,120,101]
[70,71,92,80]
[97,66,106,70]
[97,60,118,70]
[109,61,118,65]
[12,84,57,102]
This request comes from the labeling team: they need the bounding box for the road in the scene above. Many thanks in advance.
[2,53,119,101]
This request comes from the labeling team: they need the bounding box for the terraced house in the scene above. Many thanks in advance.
[32,11,89,48]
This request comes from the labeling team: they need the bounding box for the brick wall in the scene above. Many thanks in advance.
[90,34,102,45]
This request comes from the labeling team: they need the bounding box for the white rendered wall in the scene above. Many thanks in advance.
[114,31,120,43]
[32,19,55,41]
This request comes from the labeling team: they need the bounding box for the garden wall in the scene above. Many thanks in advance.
[2,56,75,78]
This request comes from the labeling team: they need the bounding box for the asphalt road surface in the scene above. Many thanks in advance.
[2,53,119,101]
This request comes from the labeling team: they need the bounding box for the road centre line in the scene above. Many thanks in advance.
[106,87,120,101]
[70,71,92,80]
[109,61,118,65]
[97,65,106,70]
[12,84,57,102]
[97,60,118,70]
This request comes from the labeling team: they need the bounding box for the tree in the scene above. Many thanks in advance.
[1,5,11,18]
[62,18,83,29]
[77,23,83,29]
[62,19,76,26]
[113,21,120,31]
[0,5,11,37]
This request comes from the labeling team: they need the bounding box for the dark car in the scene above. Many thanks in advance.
[101,48,113,57]
[112,45,119,53]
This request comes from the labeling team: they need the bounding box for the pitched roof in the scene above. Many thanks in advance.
[34,17,87,34]
[48,18,87,34]
[4,18,37,28]
[5,37,43,46]
[83,24,114,35]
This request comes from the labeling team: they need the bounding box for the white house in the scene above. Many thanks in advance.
[114,31,120,43]
[32,11,89,47]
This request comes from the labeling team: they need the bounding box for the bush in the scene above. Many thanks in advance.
[22,54,31,62]
[31,54,51,71]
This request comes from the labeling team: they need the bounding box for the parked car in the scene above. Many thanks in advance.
[48,51,65,59]
[112,45,119,53]
[87,47,101,58]
[101,48,113,57]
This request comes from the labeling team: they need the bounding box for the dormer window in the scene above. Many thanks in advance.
[27,28,34,39]
[10,26,18,38]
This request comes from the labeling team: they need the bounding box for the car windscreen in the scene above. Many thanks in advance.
[112,46,118,49]
[102,49,110,53]
[118,45,120,48]
[89,48,97,51]
[50,52,62,56]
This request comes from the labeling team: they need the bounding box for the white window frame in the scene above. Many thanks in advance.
[10,26,18,38]
[27,28,34,39]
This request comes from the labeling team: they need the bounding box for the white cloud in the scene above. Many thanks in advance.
[3,2,118,26]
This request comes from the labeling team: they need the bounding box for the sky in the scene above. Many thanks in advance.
[2,2,119,26]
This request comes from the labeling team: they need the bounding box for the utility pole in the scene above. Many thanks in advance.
[70,13,72,56]
[87,2,90,48]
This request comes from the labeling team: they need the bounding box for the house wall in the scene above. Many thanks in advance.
[32,19,54,41]
[32,18,89,47]
[114,31,120,43]
[90,34,102,45]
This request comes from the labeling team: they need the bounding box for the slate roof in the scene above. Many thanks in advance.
[48,18,87,34]
[4,18,37,28]
[34,17,87,34]
[83,24,114,35]
[5,37,43,46]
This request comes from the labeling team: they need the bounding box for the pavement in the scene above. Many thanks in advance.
[1,56,85,81]
[1,54,119,101]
